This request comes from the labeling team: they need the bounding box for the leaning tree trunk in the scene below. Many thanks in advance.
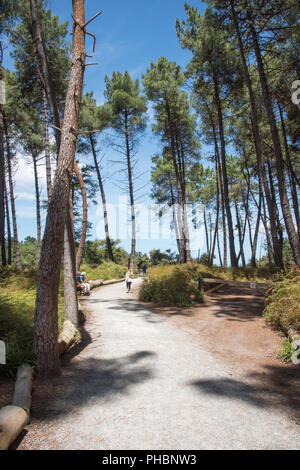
[89,134,114,262]
[3,112,22,270]
[30,0,61,149]
[32,153,41,267]
[33,0,86,376]
[247,11,300,267]
[74,160,88,271]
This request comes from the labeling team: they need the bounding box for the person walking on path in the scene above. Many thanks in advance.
[125,270,133,292]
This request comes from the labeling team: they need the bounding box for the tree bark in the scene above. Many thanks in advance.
[74,160,88,271]
[32,153,41,267]
[34,0,86,376]
[89,134,114,262]
[43,88,52,202]
[64,193,78,326]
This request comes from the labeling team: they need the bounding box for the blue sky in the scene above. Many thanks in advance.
[4,0,266,260]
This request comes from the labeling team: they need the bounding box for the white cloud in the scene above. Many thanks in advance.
[15,192,35,201]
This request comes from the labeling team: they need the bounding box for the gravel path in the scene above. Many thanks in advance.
[19,279,299,450]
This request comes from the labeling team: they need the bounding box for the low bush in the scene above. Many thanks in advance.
[139,263,276,307]
[263,265,300,334]
[139,264,203,307]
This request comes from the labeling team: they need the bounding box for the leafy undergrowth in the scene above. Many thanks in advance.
[80,261,127,281]
[0,262,126,376]
[263,265,300,335]
[139,263,275,307]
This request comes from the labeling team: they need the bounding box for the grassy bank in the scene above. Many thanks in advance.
[0,262,126,375]
[139,263,275,307]
[0,268,65,375]
[80,261,127,281]
[263,266,300,334]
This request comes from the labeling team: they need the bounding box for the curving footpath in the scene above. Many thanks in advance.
[17,279,300,450]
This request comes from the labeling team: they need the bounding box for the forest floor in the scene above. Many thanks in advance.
[8,279,300,450]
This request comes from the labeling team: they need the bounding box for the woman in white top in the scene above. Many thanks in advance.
[125,271,133,292]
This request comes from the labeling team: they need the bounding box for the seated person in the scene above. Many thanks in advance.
[76,272,85,295]
[81,272,90,296]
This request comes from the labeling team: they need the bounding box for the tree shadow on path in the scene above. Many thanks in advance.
[31,350,155,422]
[190,363,300,423]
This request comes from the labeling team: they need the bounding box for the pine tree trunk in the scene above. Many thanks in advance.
[32,153,41,267]
[43,89,52,202]
[213,72,237,267]
[169,181,181,256]
[234,198,245,267]
[0,104,7,267]
[34,0,86,376]
[30,0,61,149]
[209,165,220,267]
[250,193,262,268]
[203,207,210,261]
[4,175,11,265]
[230,0,284,268]
[278,102,300,237]
[3,113,22,270]
[124,112,136,273]
[247,12,300,267]
[165,100,185,263]
[64,194,78,326]
[210,107,226,267]
[89,134,114,262]
[74,160,88,271]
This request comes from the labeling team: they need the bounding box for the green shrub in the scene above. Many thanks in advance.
[279,339,295,363]
[263,266,300,334]
[139,264,203,307]
[139,263,276,307]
